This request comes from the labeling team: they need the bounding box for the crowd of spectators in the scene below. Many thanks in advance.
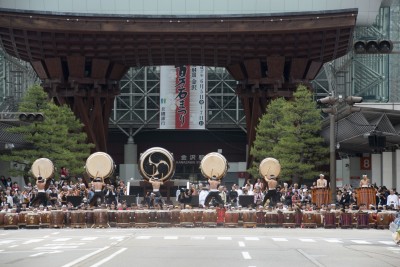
[0,174,399,212]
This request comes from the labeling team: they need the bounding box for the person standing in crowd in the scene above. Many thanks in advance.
[253,185,264,207]
[198,183,209,207]
[104,184,117,205]
[387,189,399,209]
[339,188,350,208]
[60,166,69,181]
[218,185,227,205]
[228,184,239,207]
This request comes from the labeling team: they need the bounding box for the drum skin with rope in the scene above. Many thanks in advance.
[139,147,175,182]
[199,152,228,180]
[31,158,54,180]
[259,157,281,180]
[85,152,115,179]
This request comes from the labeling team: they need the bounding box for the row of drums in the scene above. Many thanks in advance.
[0,209,397,229]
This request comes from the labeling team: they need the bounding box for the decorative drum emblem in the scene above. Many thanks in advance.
[139,147,175,182]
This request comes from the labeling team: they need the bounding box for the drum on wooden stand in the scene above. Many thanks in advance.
[242,209,257,228]
[0,212,5,229]
[18,211,28,228]
[200,152,228,180]
[108,210,117,227]
[170,208,181,227]
[376,212,395,229]
[256,209,266,227]
[148,209,158,227]
[324,212,336,229]
[156,210,172,228]
[356,212,370,229]
[93,209,109,228]
[259,158,281,179]
[340,212,353,229]
[135,210,149,228]
[265,212,279,228]
[202,209,217,227]
[50,210,64,228]
[311,188,331,208]
[180,209,195,227]
[224,209,239,228]
[116,210,131,228]
[85,210,94,227]
[193,209,203,227]
[302,211,317,228]
[282,211,296,228]
[71,210,86,228]
[31,158,55,181]
[39,211,51,228]
[4,213,19,229]
[25,212,40,229]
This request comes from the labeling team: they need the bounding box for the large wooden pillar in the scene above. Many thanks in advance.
[227,57,323,169]
[31,56,128,152]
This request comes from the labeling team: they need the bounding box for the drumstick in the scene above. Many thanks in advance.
[38,165,41,176]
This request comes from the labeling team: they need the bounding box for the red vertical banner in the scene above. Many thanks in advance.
[175,65,190,129]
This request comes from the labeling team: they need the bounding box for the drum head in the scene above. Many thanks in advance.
[31,158,54,179]
[259,157,281,179]
[86,152,114,179]
[200,152,228,180]
[139,147,175,182]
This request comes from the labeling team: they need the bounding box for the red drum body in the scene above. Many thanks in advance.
[193,209,203,227]
[294,211,302,227]
[4,213,19,229]
[170,209,181,227]
[356,213,369,229]
[224,210,239,227]
[180,210,195,227]
[340,213,353,229]
[26,213,40,229]
[85,210,94,227]
[108,210,117,227]
[93,210,109,228]
[40,211,51,228]
[256,210,266,227]
[265,212,279,227]
[282,211,296,228]
[156,210,172,227]
[376,212,394,229]
[50,210,64,228]
[311,188,330,208]
[115,211,130,228]
[71,210,86,228]
[217,207,226,225]
[135,210,149,228]
[324,212,336,229]
[202,210,217,227]
[242,210,257,228]
[18,211,27,228]
[302,212,317,228]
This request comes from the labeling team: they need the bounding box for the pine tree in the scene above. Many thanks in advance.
[249,85,328,182]
[0,85,94,182]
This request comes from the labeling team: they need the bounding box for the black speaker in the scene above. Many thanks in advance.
[368,135,386,148]
[239,195,254,208]
[66,196,83,207]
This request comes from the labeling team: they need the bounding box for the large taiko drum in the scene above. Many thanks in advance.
[93,209,109,228]
[282,211,296,228]
[108,210,117,227]
[135,210,149,228]
[193,209,204,227]
[40,211,51,228]
[31,158,54,179]
[302,211,317,228]
[311,188,331,208]
[148,210,158,227]
[50,210,64,228]
[128,210,136,227]
[18,211,28,228]
[324,212,336,228]
[356,187,376,208]
[202,209,217,227]
[224,210,239,227]
[170,209,181,227]
[85,152,115,179]
[180,209,195,227]
[156,210,172,227]
[116,210,131,228]
[4,213,19,229]
[85,210,94,227]
[356,212,370,229]
[259,157,281,179]
[200,152,228,180]
[139,147,175,182]
[25,213,40,229]
[265,212,279,227]
[242,209,257,228]
[340,213,353,229]
[63,210,71,228]
[71,210,86,228]
[256,210,266,227]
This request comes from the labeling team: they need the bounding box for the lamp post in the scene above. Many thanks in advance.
[317,94,362,204]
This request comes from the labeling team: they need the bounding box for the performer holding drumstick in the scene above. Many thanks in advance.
[204,174,224,207]
[30,176,48,207]
[262,174,279,208]
[90,176,105,207]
